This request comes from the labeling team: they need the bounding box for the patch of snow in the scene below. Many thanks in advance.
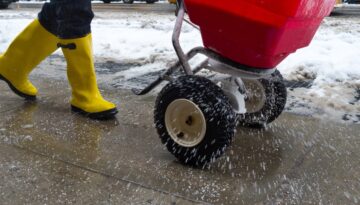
[0,10,359,123]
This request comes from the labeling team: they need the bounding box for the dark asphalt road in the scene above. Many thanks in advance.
[7,2,360,16]
[9,2,176,13]
[332,4,360,15]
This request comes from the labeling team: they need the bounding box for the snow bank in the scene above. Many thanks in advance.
[0,10,359,123]
[1,11,358,84]
[277,17,360,123]
[278,17,360,84]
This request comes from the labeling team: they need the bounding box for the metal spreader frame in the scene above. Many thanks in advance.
[132,1,276,96]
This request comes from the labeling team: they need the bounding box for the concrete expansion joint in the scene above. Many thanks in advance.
[10,143,208,205]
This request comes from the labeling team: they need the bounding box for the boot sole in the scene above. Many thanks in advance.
[71,105,118,120]
[0,74,36,101]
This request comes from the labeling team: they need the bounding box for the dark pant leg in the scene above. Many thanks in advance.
[55,0,94,39]
[38,2,58,36]
[38,0,94,39]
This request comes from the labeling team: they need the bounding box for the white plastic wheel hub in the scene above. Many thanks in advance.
[165,99,207,148]
[243,79,266,113]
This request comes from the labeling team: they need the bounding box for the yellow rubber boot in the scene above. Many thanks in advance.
[60,34,118,120]
[0,19,58,100]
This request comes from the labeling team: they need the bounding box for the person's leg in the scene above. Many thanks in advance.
[55,0,117,119]
[60,35,118,119]
[54,0,94,39]
[0,3,58,100]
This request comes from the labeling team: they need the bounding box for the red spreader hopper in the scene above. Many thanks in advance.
[184,0,336,69]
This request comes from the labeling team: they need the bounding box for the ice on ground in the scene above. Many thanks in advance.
[0,10,359,123]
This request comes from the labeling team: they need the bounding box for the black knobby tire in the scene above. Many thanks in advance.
[154,76,237,166]
[123,0,134,4]
[145,0,156,3]
[103,0,111,3]
[238,70,287,127]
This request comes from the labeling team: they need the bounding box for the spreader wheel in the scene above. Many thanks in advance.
[154,76,237,166]
[238,70,287,127]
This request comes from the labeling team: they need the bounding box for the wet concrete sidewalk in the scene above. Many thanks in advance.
[0,78,359,205]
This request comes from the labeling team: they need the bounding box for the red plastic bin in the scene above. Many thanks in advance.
[184,0,336,69]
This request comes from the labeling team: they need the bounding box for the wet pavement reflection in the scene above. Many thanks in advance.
[0,79,359,204]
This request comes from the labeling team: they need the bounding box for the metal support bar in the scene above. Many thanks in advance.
[188,47,275,75]
[184,18,200,30]
[172,2,193,75]
[132,46,275,95]
[132,47,206,96]
[192,60,209,74]
[132,62,181,95]
[235,78,247,95]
